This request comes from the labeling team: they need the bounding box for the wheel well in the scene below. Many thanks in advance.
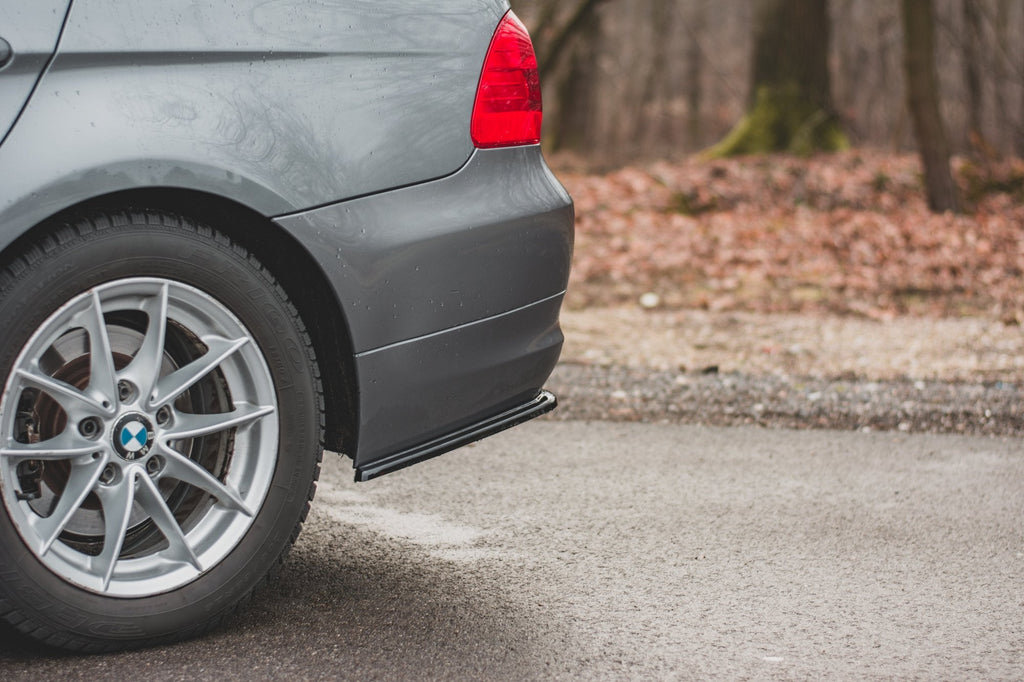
[3,189,358,457]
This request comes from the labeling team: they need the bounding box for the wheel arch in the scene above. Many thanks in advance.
[0,188,359,458]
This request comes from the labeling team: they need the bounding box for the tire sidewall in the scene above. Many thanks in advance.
[0,215,321,646]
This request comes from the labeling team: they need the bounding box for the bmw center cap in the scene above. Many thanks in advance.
[113,413,155,460]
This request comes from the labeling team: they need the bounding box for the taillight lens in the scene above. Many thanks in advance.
[471,10,542,149]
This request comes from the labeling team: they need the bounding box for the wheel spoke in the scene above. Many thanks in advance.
[79,290,118,407]
[164,402,275,441]
[28,453,109,555]
[156,444,253,515]
[92,471,137,592]
[15,367,113,419]
[134,472,202,570]
[0,431,104,461]
[149,335,249,409]
[119,282,168,401]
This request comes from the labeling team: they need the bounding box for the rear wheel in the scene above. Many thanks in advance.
[0,211,323,651]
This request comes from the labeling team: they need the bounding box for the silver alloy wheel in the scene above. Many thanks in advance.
[0,277,279,598]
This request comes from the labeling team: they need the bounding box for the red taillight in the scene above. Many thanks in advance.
[471,10,542,149]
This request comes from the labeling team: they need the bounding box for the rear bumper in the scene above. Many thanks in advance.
[275,145,572,473]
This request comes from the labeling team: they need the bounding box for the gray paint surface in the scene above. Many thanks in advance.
[0,1,70,143]
[276,146,573,354]
[352,293,563,465]
[0,0,503,248]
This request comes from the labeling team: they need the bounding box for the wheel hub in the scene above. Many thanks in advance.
[112,413,155,461]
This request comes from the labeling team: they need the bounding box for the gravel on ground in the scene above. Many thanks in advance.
[548,306,1024,437]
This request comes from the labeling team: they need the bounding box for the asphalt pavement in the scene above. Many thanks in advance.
[2,421,1022,680]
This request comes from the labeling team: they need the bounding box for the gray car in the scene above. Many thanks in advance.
[0,0,572,650]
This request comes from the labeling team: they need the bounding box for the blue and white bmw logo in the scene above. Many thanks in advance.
[121,421,148,451]
[113,414,154,460]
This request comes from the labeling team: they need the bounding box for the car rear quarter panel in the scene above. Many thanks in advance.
[0,0,505,250]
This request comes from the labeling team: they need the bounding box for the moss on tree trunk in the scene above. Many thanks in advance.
[707,84,848,157]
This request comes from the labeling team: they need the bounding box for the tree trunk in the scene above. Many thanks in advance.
[633,0,673,151]
[686,0,706,149]
[536,0,611,81]
[989,0,1010,153]
[1018,2,1024,156]
[708,0,847,157]
[548,5,603,154]
[901,0,961,213]
[961,0,983,151]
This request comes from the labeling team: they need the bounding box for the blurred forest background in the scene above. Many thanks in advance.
[511,0,1024,321]
[513,0,1024,166]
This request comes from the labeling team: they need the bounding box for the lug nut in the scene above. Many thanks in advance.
[78,417,101,439]
[117,380,135,403]
[156,406,172,426]
[146,456,163,475]
[99,464,117,485]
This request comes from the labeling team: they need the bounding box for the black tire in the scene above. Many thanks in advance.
[0,211,323,652]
